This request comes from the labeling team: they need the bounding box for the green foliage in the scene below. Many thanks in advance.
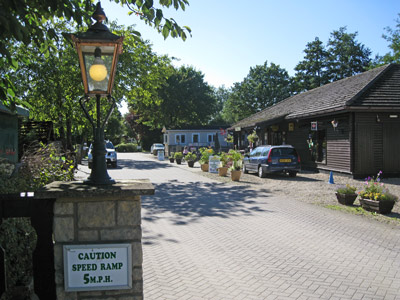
[199,147,214,164]
[293,27,372,93]
[358,171,398,203]
[184,151,197,161]
[327,27,371,81]
[0,142,74,296]
[169,152,175,158]
[0,218,37,293]
[115,143,138,152]
[293,37,330,92]
[228,149,243,171]
[0,0,191,109]
[222,61,291,123]
[150,66,218,129]
[0,143,74,193]
[174,152,183,159]
[336,184,357,195]
[219,152,229,167]
[247,130,258,143]
[381,13,400,64]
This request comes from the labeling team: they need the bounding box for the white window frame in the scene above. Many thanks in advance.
[175,134,186,144]
[207,133,215,143]
[192,133,200,143]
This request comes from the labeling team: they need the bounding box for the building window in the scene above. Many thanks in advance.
[164,134,168,144]
[207,134,215,143]
[175,134,186,144]
[192,133,200,143]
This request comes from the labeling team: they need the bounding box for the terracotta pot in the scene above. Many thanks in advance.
[231,170,241,181]
[201,163,209,172]
[187,160,195,168]
[218,167,228,176]
[335,193,357,206]
[359,198,395,214]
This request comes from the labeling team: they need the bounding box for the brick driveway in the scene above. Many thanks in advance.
[79,153,400,299]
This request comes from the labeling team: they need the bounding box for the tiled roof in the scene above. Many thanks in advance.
[231,64,399,129]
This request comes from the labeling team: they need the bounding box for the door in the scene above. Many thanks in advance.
[383,123,400,173]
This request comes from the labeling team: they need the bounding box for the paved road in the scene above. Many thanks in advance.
[77,153,400,299]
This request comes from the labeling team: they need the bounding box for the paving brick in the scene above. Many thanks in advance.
[78,153,400,299]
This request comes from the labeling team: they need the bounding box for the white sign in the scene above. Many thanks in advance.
[63,244,132,292]
[209,156,220,173]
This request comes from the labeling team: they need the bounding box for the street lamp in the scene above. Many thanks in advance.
[71,2,124,185]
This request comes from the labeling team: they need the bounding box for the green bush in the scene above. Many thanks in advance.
[116,143,138,152]
[174,152,183,159]
[0,142,74,296]
[185,152,197,162]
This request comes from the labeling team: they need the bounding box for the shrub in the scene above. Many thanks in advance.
[199,147,214,164]
[116,143,138,152]
[336,184,357,195]
[0,142,74,295]
[359,171,398,203]
[228,149,243,171]
[185,152,197,162]
[174,152,183,159]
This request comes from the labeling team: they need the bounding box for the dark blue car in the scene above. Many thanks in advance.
[243,145,301,178]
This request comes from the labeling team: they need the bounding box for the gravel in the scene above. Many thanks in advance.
[171,160,400,226]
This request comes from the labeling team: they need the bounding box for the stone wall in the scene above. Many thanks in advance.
[36,180,154,300]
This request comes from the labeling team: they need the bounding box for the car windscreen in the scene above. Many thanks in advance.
[106,142,114,149]
[271,148,297,156]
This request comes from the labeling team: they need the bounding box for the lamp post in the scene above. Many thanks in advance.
[71,2,124,185]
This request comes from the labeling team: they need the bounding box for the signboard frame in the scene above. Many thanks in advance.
[208,156,220,173]
[63,243,132,292]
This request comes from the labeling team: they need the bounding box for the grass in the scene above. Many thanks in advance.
[324,204,400,226]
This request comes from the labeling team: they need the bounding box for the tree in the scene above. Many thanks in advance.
[293,37,330,92]
[0,21,89,151]
[209,86,231,125]
[222,62,291,124]
[1,0,191,109]
[381,13,400,63]
[156,66,217,128]
[326,27,371,81]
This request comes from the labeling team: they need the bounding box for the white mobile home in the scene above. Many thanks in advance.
[163,128,230,155]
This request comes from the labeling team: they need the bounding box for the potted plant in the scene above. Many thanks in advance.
[169,152,175,163]
[247,130,258,144]
[358,171,398,214]
[228,149,243,181]
[217,152,229,176]
[335,184,357,205]
[185,152,197,168]
[199,147,214,172]
[174,152,183,164]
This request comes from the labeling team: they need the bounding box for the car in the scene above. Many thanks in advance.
[88,140,118,169]
[150,143,165,155]
[243,145,301,178]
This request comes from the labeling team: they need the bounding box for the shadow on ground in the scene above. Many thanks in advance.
[142,180,273,226]
[117,159,172,170]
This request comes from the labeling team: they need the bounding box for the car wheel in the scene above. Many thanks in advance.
[243,164,248,174]
[289,171,297,177]
[112,162,117,168]
[258,166,266,178]
[88,162,92,169]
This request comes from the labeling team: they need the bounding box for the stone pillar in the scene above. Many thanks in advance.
[36,180,154,300]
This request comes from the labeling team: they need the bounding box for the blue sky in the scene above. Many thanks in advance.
[102,0,400,89]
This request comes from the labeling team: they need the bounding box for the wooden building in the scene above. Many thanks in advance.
[230,64,400,178]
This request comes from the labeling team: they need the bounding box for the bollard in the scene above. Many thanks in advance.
[328,171,334,184]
